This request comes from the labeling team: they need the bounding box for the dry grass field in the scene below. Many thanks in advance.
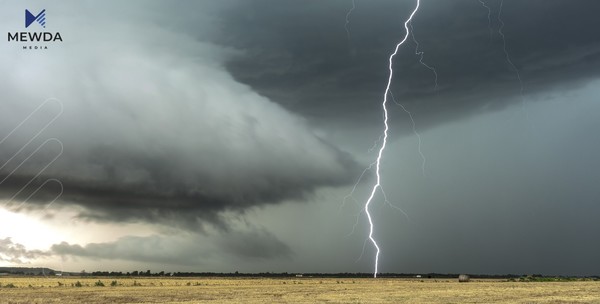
[1,276,600,303]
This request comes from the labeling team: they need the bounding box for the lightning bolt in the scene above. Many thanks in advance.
[477,0,493,42]
[391,20,439,177]
[367,133,385,153]
[497,0,524,97]
[345,0,356,42]
[362,0,421,278]
[390,91,427,177]
[487,0,530,125]
[409,21,438,91]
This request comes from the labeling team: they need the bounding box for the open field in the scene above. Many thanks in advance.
[1,277,600,303]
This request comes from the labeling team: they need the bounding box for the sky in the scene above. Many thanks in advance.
[1,0,600,276]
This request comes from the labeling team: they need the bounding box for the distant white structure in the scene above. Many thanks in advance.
[416,275,422,278]
[296,274,303,278]
[458,274,470,282]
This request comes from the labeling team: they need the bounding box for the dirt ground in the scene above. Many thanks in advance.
[1,277,599,303]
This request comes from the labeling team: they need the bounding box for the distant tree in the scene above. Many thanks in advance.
[132,271,139,276]
[145,270,151,276]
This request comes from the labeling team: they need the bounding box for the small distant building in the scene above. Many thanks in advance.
[295,274,303,278]
[458,274,470,282]
[416,275,422,278]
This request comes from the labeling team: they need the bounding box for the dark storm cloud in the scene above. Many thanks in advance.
[0,1,360,228]
[216,229,292,259]
[2,0,600,276]
[217,0,600,130]
[2,1,596,228]
[50,237,211,265]
[1,145,356,229]
[0,238,48,264]
[51,229,291,264]
[371,88,600,276]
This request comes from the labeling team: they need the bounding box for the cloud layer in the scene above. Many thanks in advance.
[0,238,48,264]
[51,229,291,265]
[0,2,359,228]
[220,1,600,132]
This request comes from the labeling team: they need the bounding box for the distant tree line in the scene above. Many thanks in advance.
[75,271,600,280]
[2,267,599,279]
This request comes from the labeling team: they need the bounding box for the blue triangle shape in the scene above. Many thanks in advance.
[25,9,45,28]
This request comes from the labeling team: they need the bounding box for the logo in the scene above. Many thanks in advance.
[25,9,46,28]
[7,8,63,50]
